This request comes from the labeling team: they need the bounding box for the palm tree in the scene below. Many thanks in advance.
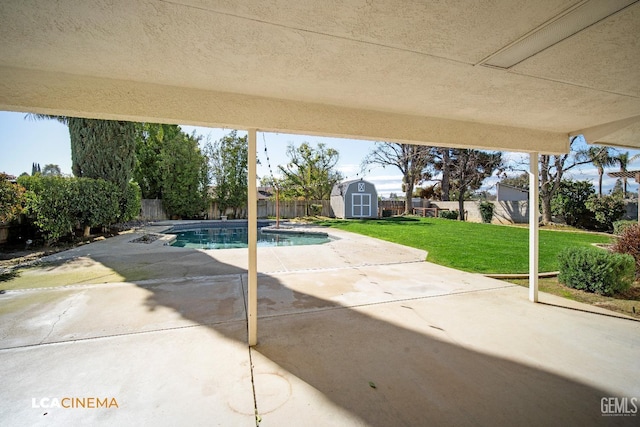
[580,146,615,197]
[614,151,640,198]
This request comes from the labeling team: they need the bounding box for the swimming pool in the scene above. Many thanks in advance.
[166,223,331,249]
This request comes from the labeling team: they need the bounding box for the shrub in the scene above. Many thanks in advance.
[27,176,76,242]
[479,201,494,223]
[439,210,459,220]
[17,175,127,242]
[73,178,120,232]
[613,224,640,278]
[585,194,625,232]
[557,246,634,296]
[613,220,637,236]
[309,203,323,216]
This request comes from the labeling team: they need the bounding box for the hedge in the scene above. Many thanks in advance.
[17,175,140,242]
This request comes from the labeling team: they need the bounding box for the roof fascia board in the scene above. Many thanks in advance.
[571,114,640,146]
[0,66,569,154]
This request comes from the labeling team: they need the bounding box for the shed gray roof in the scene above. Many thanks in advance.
[331,179,374,197]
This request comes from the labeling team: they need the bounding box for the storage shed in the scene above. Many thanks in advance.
[331,179,378,219]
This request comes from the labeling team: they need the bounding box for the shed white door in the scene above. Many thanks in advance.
[352,193,371,217]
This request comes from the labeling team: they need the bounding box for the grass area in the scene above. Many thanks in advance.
[316,216,613,274]
[507,277,640,319]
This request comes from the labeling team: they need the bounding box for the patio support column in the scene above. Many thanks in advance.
[248,128,258,345]
[636,173,640,225]
[529,152,539,303]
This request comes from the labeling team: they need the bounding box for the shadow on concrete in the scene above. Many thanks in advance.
[76,241,632,426]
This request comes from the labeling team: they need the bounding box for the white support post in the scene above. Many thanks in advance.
[529,152,539,303]
[248,129,258,345]
[636,173,640,225]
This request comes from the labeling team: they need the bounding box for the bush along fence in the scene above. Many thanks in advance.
[557,246,634,296]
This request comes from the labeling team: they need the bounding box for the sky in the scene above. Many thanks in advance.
[1,110,639,198]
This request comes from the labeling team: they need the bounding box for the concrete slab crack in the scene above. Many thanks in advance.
[248,347,260,426]
[39,304,72,344]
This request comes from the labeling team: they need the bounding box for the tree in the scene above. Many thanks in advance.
[362,143,432,213]
[134,123,170,199]
[27,114,138,219]
[0,173,25,223]
[499,172,529,190]
[205,131,248,217]
[279,142,343,214]
[159,130,209,218]
[579,146,615,197]
[448,149,502,221]
[42,164,62,176]
[431,148,453,200]
[68,118,137,193]
[538,137,594,224]
[611,179,624,197]
[31,163,41,175]
[551,180,595,228]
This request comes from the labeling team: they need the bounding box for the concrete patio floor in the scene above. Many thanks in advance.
[0,224,638,426]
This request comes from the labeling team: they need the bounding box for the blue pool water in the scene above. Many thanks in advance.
[167,225,330,249]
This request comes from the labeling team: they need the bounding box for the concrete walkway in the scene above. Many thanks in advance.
[0,225,638,426]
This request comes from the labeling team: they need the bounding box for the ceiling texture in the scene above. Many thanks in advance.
[0,0,639,153]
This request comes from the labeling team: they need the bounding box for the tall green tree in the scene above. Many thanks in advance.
[279,142,343,214]
[362,143,432,213]
[205,131,248,217]
[449,149,503,221]
[159,130,209,218]
[134,123,178,199]
[67,118,137,192]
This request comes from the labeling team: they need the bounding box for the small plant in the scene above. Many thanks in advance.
[479,201,494,223]
[557,246,633,296]
[613,220,637,236]
[585,194,625,232]
[613,224,640,278]
[309,204,323,216]
[439,210,459,220]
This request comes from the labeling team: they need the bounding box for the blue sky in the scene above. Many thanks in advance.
[1,110,638,197]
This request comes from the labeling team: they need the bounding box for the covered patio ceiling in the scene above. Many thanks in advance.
[0,0,639,153]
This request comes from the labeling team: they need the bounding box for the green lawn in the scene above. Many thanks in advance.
[317,217,613,274]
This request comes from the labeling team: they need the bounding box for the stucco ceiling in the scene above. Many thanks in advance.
[0,0,639,153]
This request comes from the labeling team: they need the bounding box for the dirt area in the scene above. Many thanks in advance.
[506,277,640,320]
[0,221,151,276]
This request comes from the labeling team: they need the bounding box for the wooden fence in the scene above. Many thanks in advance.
[141,198,640,224]
[140,199,333,220]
